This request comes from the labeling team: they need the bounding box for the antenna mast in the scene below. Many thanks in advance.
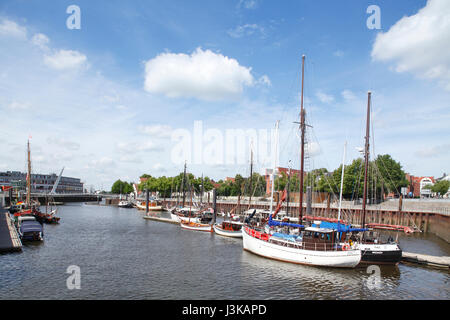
[362,91,371,228]
[299,55,306,222]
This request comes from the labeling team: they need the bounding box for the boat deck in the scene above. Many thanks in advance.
[0,210,22,253]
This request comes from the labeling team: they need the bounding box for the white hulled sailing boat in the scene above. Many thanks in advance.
[242,56,361,268]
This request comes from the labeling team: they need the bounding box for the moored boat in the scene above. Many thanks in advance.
[135,200,163,211]
[180,220,213,232]
[213,221,243,238]
[242,225,361,268]
[118,200,133,208]
[16,215,44,242]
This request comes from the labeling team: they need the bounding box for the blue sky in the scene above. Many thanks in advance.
[1,0,449,190]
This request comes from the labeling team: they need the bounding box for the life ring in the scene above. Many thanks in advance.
[342,244,350,251]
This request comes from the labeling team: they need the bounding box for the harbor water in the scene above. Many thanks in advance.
[1,203,449,300]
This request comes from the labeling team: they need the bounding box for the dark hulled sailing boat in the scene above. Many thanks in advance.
[356,92,402,265]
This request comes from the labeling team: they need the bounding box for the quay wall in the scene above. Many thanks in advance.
[162,199,450,243]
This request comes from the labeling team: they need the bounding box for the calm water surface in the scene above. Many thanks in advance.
[1,203,449,300]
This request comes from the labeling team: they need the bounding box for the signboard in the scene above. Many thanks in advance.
[401,187,408,196]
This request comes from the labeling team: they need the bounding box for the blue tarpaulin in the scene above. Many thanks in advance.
[20,221,43,233]
[268,217,304,229]
[271,232,300,242]
[312,221,368,233]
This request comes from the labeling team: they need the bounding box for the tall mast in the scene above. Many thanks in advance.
[362,91,371,228]
[337,142,347,224]
[286,162,291,217]
[248,142,253,208]
[201,173,204,205]
[269,121,280,214]
[182,161,187,208]
[299,54,306,222]
[26,139,31,207]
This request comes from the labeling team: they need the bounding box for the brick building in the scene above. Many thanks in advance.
[405,173,435,198]
[265,167,304,195]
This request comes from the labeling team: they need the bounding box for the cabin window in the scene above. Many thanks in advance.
[320,233,325,240]
[313,232,319,239]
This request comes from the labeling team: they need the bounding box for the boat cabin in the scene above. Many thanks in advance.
[221,221,243,231]
[302,227,338,251]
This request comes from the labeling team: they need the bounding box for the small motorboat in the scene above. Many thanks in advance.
[213,221,243,238]
[118,200,133,208]
[180,220,212,232]
[17,215,44,242]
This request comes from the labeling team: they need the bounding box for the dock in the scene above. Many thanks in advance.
[143,215,179,225]
[401,252,450,269]
[0,211,22,253]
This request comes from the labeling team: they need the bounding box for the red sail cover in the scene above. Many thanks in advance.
[271,189,287,219]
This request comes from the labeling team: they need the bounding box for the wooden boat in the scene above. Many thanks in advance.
[213,221,243,238]
[243,225,361,268]
[135,200,163,211]
[170,207,201,223]
[180,220,212,232]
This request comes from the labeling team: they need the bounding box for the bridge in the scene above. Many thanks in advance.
[1,193,104,205]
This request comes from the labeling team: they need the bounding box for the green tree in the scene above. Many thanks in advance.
[111,180,133,194]
[431,180,450,196]
[374,154,408,196]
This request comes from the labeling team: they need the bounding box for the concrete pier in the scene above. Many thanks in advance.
[401,252,450,269]
[0,211,22,253]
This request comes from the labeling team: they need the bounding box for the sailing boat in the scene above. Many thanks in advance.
[314,93,403,265]
[242,56,361,268]
[170,163,205,223]
[179,184,213,232]
[355,92,402,265]
[15,140,60,224]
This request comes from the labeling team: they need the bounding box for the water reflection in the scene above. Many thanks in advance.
[0,203,448,300]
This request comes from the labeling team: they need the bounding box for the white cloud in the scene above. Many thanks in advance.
[0,19,27,39]
[257,75,271,86]
[333,50,344,57]
[414,143,450,158]
[341,90,357,101]
[86,157,115,169]
[371,0,450,90]
[237,0,258,10]
[227,24,265,38]
[119,155,143,163]
[316,90,334,104]
[144,47,254,101]
[46,137,80,150]
[116,141,163,154]
[44,49,88,70]
[139,124,172,138]
[31,33,49,50]
[306,141,321,157]
[8,101,31,110]
[153,163,165,171]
